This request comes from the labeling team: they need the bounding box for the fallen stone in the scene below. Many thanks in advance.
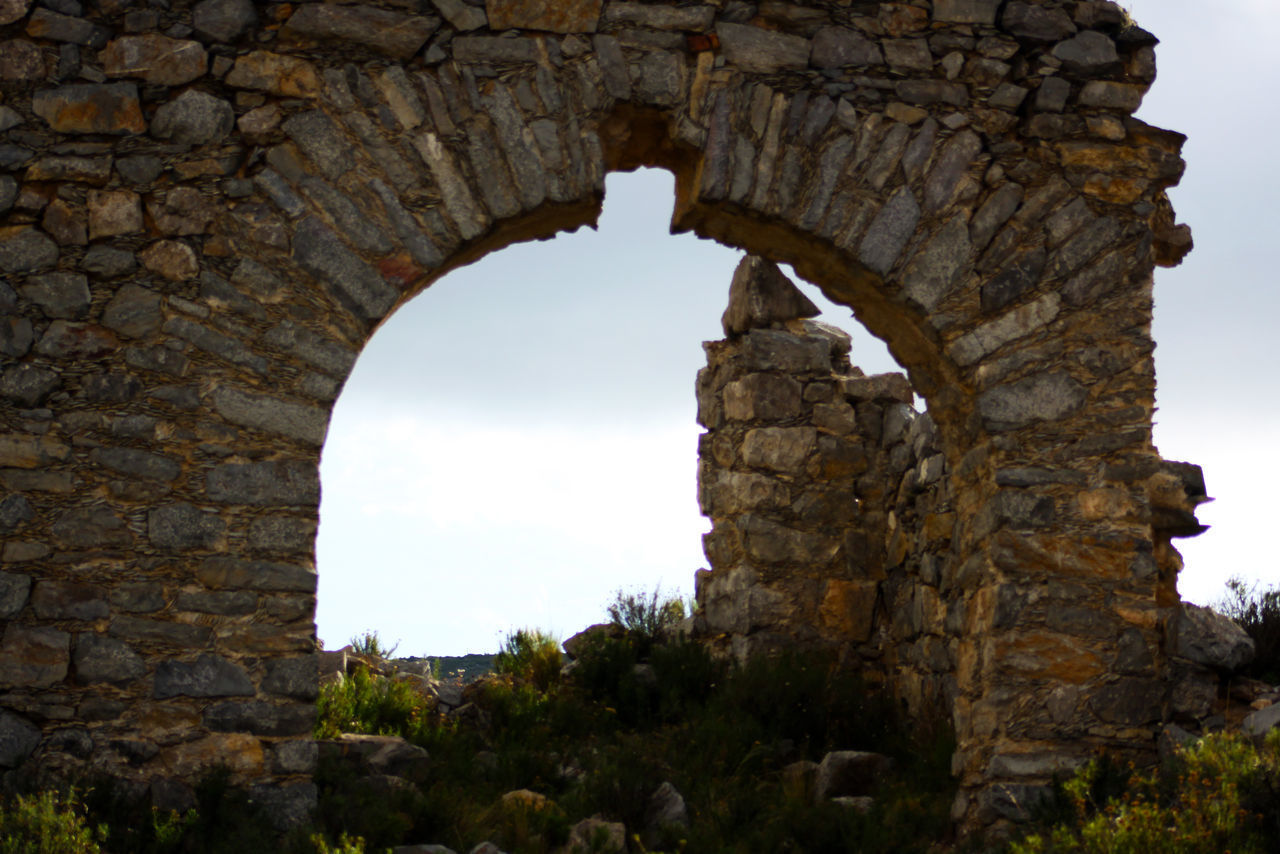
[1174,603,1255,672]
[814,750,892,800]
[32,83,145,134]
[644,781,688,834]
[1243,703,1280,739]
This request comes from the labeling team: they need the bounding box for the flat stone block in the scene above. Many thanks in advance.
[486,0,602,33]
[32,83,145,134]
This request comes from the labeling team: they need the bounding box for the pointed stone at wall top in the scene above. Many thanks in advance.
[721,255,820,337]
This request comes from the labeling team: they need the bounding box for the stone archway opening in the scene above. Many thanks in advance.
[314,165,914,661]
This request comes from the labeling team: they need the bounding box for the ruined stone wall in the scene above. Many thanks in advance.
[0,0,1200,832]
[695,254,958,716]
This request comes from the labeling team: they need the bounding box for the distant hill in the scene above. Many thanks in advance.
[399,653,495,683]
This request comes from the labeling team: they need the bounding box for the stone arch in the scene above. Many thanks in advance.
[0,0,1197,832]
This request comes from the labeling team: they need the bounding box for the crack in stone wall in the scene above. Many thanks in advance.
[0,0,1201,832]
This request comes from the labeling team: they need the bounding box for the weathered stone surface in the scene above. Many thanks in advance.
[0,39,43,81]
[0,433,70,468]
[722,256,820,335]
[1078,81,1145,111]
[20,272,88,318]
[0,315,34,358]
[211,386,328,446]
[51,506,131,548]
[0,624,70,687]
[1,363,59,407]
[102,284,161,338]
[262,655,318,700]
[859,187,920,275]
[204,701,314,736]
[32,83,145,134]
[225,51,320,98]
[1174,604,1255,672]
[25,8,106,46]
[725,374,803,421]
[932,0,1000,24]
[811,27,883,68]
[149,503,226,550]
[31,581,109,620]
[207,460,320,506]
[101,35,207,85]
[1002,3,1077,42]
[0,492,34,532]
[0,0,32,26]
[815,751,892,799]
[292,217,398,322]
[191,0,256,43]
[151,89,234,146]
[717,23,810,74]
[900,215,972,310]
[1052,31,1121,76]
[605,2,712,31]
[0,709,41,768]
[109,616,212,647]
[248,516,316,552]
[431,0,486,31]
[0,227,58,273]
[978,372,1088,430]
[281,5,437,60]
[486,0,602,33]
[742,427,817,474]
[0,571,32,618]
[949,294,1061,366]
[155,655,254,699]
[73,634,146,684]
[197,557,316,593]
[645,781,689,836]
[140,240,199,280]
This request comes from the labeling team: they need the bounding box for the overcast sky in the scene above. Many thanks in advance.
[315,0,1280,656]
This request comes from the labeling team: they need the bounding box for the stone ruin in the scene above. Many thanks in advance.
[0,0,1204,834]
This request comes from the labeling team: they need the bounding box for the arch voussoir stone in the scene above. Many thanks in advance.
[0,0,1201,835]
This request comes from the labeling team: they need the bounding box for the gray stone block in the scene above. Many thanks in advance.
[293,216,398,322]
[204,700,314,736]
[0,570,32,617]
[155,654,255,698]
[207,460,320,506]
[151,89,234,146]
[211,386,328,446]
[73,634,146,684]
[197,557,317,593]
[0,708,42,768]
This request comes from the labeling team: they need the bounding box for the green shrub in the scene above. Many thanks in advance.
[0,789,106,854]
[315,665,436,743]
[1218,576,1280,682]
[606,587,686,653]
[348,630,399,660]
[1011,731,1280,854]
[494,628,563,692]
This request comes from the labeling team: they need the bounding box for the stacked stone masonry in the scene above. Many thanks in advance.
[0,0,1202,833]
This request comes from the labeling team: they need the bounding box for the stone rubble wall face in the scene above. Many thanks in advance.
[0,0,1196,831]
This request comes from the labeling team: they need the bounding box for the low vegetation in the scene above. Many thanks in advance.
[12,582,1280,852]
